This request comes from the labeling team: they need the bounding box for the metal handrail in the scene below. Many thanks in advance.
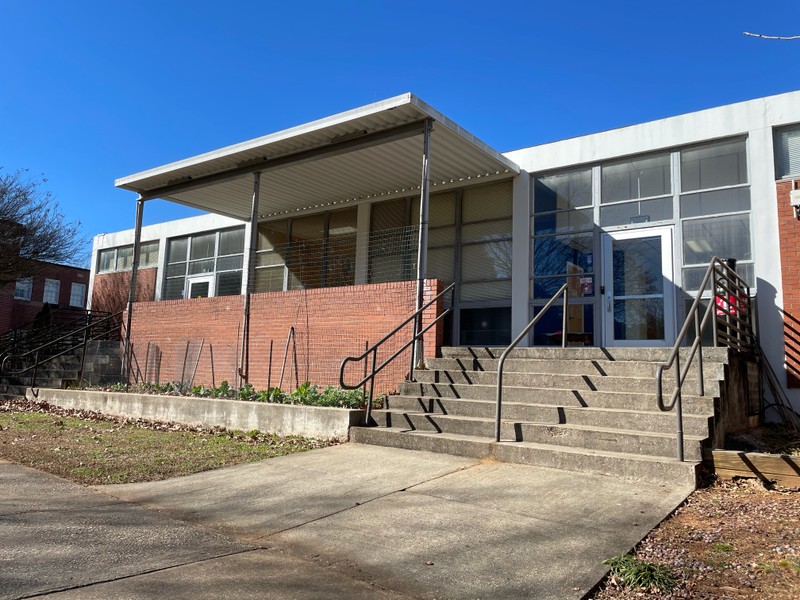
[340,282,455,425]
[655,257,754,461]
[495,283,569,442]
[1,311,123,387]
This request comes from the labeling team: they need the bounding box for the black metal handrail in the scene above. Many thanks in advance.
[495,283,569,442]
[0,308,112,360]
[1,311,124,387]
[655,257,754,461]
[340,282,455,425]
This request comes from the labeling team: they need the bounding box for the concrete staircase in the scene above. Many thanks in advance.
[351,346,729,485]
[0,353,83,398]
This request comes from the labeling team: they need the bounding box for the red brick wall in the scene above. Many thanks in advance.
[91,268,157,314]
[0,263,90,335]
[777,179,800,387]
[126,279,443,395]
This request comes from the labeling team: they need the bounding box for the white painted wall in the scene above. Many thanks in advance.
[504,90,800,411]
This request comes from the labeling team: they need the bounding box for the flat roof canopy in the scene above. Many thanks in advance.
[115,93,520,220]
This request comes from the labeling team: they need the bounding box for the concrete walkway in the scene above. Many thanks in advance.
[0,445,694,599]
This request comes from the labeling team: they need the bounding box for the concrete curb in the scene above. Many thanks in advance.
[33,388,363,439]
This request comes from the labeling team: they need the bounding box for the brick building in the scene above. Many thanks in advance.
[93,91,800,410]
[1,262,90,335]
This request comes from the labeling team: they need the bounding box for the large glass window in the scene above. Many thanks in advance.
[679,138,752,291]
[681,139,747,191]
[163,227,245,300]
[775,124,800,179]
[602,153,671,203]
[97,241,159,273]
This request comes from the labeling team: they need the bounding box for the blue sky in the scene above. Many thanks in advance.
[1,1,798,266]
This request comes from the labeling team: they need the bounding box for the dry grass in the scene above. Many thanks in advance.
[0,397,337,484]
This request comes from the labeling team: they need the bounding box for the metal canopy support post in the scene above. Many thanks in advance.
[239,172,261,388]
[124,196,144,383]
[411,119,433,375]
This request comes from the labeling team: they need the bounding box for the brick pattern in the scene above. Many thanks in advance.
[91,268,157,314]
[777,179,800,387]
[126,279,444,395]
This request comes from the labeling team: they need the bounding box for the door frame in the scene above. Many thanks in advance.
[601,226,675,347]
[185,274,215,299]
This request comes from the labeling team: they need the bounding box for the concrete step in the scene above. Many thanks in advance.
[387,390,716,415]
[441,346,729,364]
[371,411,704,460]
[414,369,717,396]
[426,357,726,381]
[350,426,699,485]
[383,396,712,435]
[399,381,719,409]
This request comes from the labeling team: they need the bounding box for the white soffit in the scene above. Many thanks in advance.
[115,93,520,220]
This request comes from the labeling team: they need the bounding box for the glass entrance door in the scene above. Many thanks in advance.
[601,227,674,347]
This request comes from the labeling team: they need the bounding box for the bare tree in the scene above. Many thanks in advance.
[0,168,85,286]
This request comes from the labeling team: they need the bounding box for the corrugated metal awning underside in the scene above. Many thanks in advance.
[115,94,520,220]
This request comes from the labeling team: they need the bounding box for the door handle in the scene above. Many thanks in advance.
[606,297,612,313]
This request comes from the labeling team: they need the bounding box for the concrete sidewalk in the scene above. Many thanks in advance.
[1,445,693,599]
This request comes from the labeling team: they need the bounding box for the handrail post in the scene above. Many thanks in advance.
[561,288,568,348]
[695,309,704,397]
[31,350,39,389]
[495,358,504,442]
[674,351,684,462]
[366,347,377,426]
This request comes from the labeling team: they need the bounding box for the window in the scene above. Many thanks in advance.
[14,277,32,301]
[97,241,159,273]
[679,138,752,291]
[43,279,60,304]
[775,124,800,179]
[69,283,86,307]
[163,227,245,300]
[681,139,747,191]
[602,153,671,203]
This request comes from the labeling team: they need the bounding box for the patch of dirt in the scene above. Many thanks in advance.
[592,478,800,599]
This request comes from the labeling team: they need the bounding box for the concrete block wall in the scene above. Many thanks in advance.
[125,279,443,395]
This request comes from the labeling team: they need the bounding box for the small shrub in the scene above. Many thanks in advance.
[603,554,677,593]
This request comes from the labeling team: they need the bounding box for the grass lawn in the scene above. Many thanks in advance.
[0,398,336,485]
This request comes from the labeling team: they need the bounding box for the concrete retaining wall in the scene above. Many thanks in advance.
[34,388,363,440]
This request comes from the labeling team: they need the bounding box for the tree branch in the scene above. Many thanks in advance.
[743,31,800,40]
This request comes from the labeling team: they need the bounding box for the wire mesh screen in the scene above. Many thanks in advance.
[127,224,444,397]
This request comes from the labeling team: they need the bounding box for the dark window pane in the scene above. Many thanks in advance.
[216,271,242,296]
[534,169,592,213]
[190,233,215,260]
[164,277,185,300]
[371,198,408,231]
[258,220,288,252]
[168,237,188,263]
[325,233,356,287]
[254,267,285,293]
[532,304,594,346]
[533,275,595,300]
[533,209,593,235]
[219,227,245,255]
[533,234,593,277]
[459,307,511,346]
